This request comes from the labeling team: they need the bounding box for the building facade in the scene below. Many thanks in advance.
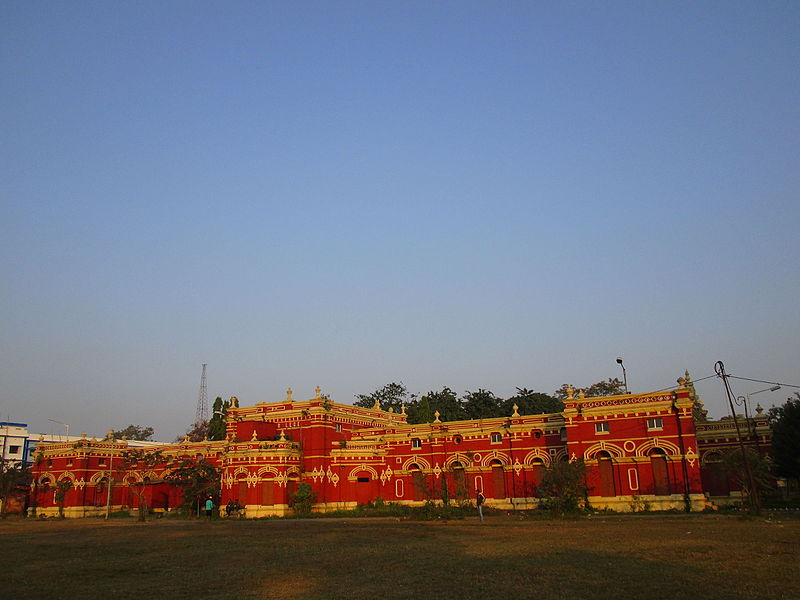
[30,373,758,518]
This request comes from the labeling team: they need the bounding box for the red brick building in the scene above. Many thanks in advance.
[30,374,762,517]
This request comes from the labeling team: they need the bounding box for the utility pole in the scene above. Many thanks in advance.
[715,361,761,515]
[196,364,208,424]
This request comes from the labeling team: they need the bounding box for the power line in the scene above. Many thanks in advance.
[726,375,800,389]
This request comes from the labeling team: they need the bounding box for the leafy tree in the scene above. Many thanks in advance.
[721,448,773,510]
[175,420,210,443]
[112,424,154,441]
[0,461,31,517]
[501,388,563,416]
[769,394,800,481]
[354,382,411,412]
[119,449,165,521]
[554,378,626,400]
[406,395,434,425]
[166,457,221,515]
[208,397,231,441]
[461,389,502,419]
[291,483,316,517]
[407,387,467,424]
[537,459,588,515]
[54,479,73,519]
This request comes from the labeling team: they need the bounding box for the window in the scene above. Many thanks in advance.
[490,432,502,443]
[560,428,568,441]
[646,417,663,431]
[411,438,422,449]
[98,457,107,466]
[335,424,343,433]
[453,435,462,444]
[8,445,20,455]
[595,422,610,434]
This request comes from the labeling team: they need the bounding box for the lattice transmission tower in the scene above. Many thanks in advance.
[196,363,208,423]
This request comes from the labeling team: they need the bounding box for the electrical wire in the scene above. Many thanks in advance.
[726,375,800,389]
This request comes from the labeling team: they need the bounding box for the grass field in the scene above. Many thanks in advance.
[3,513,798,600]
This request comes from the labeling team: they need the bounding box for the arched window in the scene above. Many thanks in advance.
[650,448,670,495]
[236,473,248,506]
[260,475,275,506]
[531,458,545,489]
[702,452,729,497]
[452,461,467,500]
[409,464,424,501]
[596,451,616,497]
[490,459,506,499]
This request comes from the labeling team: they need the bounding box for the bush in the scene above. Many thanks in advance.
[291,483,316,517]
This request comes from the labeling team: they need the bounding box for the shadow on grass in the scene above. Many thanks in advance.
[2,519,797,600]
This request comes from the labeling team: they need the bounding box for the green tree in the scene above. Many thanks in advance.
[461,389,502,419]
[769,394,800,482]
[354,382,411,412]
[554,378,626,401]
[721,448,773,510]
[119,449,165,521]
[500,388,563,415]
[166,457,221,515]
[0,461,31,517]
[54,479,73,519]
[537,459,588,515]
[407,387,467,424]
[175,420,210,443]
[112,424,154,441]
[291,483,316,517]
[208,397,230,441]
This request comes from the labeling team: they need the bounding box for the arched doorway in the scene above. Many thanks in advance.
[409,464,424,501]
[531,458,545,493]
[490,460,506,499]
[452,461,467,501]
[260,477,275,506]
[354,471,373,505]
[702,452,729,497]
[596,451,616,497]
[236,474,248,506]
[650,448,671,495]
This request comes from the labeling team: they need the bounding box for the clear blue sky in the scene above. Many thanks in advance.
[2,2,798,440]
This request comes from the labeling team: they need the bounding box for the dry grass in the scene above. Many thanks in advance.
[3,513,799,600]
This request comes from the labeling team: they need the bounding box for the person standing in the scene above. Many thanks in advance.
[476,489,485,522]
[205,496,214,518]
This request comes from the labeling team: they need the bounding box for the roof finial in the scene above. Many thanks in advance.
[286,388,293,402]
[433,411,441,423]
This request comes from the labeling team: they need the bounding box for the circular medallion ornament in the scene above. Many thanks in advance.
[623,441,636,453]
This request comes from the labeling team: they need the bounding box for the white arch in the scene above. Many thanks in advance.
[481,451,511,466]
[232,466,250,479]
[58,471,77,483]
[89,472,110,485]
[38,474,56,486]
[444,453,474,468]
[636,439,681,457]
[523,449,552,466]
[402,456,431,471]
[700,449,726,466]
[583,441,625,459]
[348,465,379,481]
[553,448,568,462]
[256,466,280,478]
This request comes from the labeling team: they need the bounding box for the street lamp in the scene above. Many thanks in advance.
[735,385,780,448]
[616,357,629,394]
[47,419,69,441]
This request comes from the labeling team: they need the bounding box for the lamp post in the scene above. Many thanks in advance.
[616,357,629,394]
[735,385,780,449]
[48,419,69,442]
